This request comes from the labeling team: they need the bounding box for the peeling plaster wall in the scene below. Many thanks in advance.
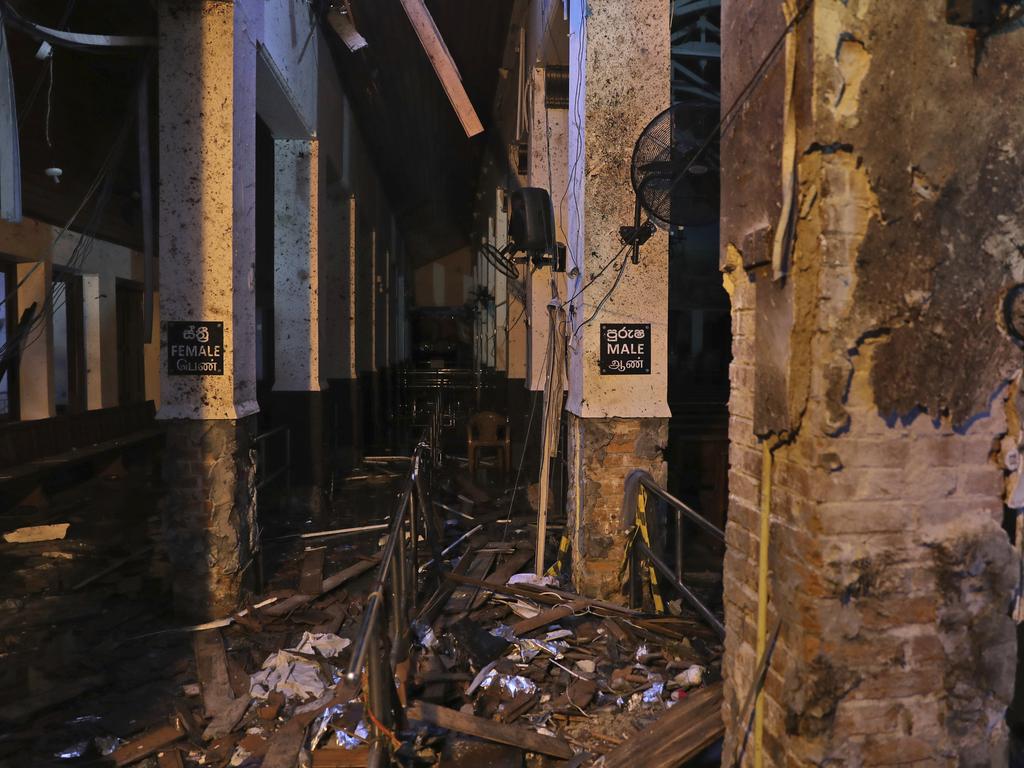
[722,0,1024,763]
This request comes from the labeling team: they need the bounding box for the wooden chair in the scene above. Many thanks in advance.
[467,411,511,476]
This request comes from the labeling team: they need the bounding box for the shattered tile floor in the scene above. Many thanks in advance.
[0,459,725,768]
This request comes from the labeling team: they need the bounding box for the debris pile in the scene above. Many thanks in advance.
[31,461,725,767]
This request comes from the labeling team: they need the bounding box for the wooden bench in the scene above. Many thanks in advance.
[0,401,164,508]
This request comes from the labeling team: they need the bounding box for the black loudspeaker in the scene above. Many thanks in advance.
[508,187,556,260]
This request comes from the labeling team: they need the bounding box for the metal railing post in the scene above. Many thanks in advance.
[675,507,685,584]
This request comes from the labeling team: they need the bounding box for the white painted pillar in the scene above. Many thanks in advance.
[566,2,670,420]
[273,138,322,392]
[157,0,258,617]
[564,0,670,598]
[81,273,103,410]
[16,261,54,420]
[158,0,257,422]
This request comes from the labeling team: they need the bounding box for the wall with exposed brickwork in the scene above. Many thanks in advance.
[160,418,258,620]
[722,1,1024,764]
[566,415,667,599]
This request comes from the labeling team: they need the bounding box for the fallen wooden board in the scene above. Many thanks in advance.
[112,723,186,767]
[444,550,497,615]
[264,556,379,617]
[469,546,535,610]
[312,746,370,767]
[300,546,326,595]
[193,630,236,723]
[3,523,69,543]
[511,604,574,636]
[600,683,724,768]
[157,749,185,768]
[407,701,572,760]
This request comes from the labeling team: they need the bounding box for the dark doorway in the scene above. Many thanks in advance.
[52,270,86,415]
[117,280,146,405]
[0,261,19,420]
[255,116,276,411]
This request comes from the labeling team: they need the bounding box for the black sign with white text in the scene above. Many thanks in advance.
[599,323,651,375]
[167,321,224,376]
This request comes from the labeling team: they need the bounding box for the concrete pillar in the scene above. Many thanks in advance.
[81,273,102,410]
[526,66,568,391]
[17,261,54,420]
[157,0,258,619]
[564,0,670,597]
[721,1,1022,763]
[272,138,325,487]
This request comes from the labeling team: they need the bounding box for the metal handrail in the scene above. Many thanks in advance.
[344,432,441,768]
[621,468,726,639]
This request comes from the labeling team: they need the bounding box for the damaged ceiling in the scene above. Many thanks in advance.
[323,0,515,268]
[4,0,153,249]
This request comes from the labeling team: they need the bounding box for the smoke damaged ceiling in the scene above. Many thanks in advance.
[4,0,154,249]
[3,0,515,265]
[323,0,515,268]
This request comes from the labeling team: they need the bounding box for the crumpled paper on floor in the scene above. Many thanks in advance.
[249,632,351,701]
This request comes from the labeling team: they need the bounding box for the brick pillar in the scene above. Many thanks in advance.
[722,1,1020,763]
[157,1,258,619]
[564,0,670,599]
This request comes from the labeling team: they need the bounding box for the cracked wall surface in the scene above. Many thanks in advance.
[722,0,1023,763]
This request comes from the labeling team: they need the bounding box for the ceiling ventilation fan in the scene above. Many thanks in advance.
[622,99,720,263]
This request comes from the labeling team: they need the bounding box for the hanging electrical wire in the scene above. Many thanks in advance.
[563,0,814,333]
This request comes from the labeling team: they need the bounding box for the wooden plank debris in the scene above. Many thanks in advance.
[599,683,724,768]
[299,546,327,595]
[111,723,186,767]
[312,746,370,767]
[193,630,236,725]
[264,556,379,617]
[407,701,573,760]
[3,523,69,543]
[156,749,185,768]
[511,603,574,636]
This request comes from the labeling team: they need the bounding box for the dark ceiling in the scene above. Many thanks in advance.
[3,0,514,263]
[5,0,154,249]
[326,0,515,267]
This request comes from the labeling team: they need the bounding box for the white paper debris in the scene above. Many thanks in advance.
[249,633,351,701]
[507,573,559,588]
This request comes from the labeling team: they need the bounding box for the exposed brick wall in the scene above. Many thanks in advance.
[721,1,1022,763]
[160,417,258,619]
[566,415,667,600]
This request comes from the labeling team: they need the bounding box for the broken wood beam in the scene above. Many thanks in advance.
[111,723,186,767]
[407,701,572,759]
[599,683,724,768]
[263,556,379,617]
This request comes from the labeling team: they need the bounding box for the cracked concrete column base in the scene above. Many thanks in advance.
[160,417,258,620]
[566,414,667,601]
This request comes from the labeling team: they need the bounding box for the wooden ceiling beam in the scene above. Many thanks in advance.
[397,0,484,138]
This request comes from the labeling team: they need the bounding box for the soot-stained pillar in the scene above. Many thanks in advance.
[157,0,258,619]
[271,138,325,489]
[564,0,670,598]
